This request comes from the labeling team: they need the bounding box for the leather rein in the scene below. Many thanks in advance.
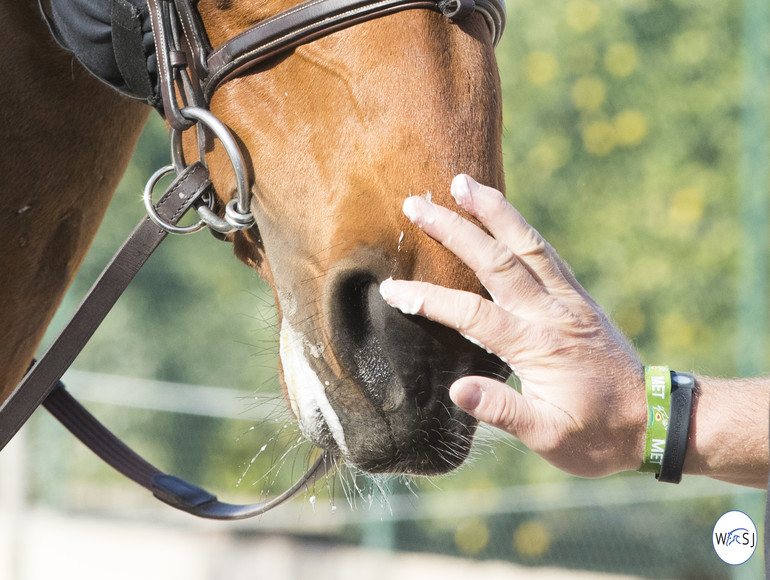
[0,0,506,519]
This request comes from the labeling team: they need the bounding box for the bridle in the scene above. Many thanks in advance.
[144,0,505,235]
[154,0,505,122]
[0,0,506,519]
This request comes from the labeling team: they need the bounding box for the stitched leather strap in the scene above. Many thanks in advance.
[204,0,436,100]
[203,0,506,100]
[0,162,210,453]
[143,0,505,120]
[42,382,333,519]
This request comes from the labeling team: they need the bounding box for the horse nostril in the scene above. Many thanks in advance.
[332,272,396,405]
[334,272,378,347]
[330,270,439,408]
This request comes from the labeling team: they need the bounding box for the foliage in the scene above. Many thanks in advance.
[500,0,756,378]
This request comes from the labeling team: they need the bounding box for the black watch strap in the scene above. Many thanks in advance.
[656,371,696,484]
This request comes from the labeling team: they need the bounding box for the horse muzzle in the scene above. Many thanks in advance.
[278,252,508,476]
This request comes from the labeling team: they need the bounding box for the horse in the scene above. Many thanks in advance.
[0,0,508,477]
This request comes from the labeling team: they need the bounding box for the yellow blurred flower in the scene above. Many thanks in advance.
[566,0,600,32]
[605,42,638,77]
[455,518,490,555]
[582,121,616,155]
[572,76,606,111]
[513,520,551,558]
[669,187,705,224]
[614,110,648,146]
[525,51,559,85]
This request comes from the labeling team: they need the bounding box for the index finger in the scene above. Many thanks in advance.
[378,277,519,368]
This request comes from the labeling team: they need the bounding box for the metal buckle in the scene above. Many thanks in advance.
[438,0,476,20]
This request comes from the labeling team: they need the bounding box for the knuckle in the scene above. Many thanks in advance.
[520,326,561,360]
[477,242,518,280]
[487,393,518,431]
[520,228,548,257]
[456,291,487,331]
[444,208,467,230]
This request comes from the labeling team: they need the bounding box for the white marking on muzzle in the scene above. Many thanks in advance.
[279,319,349,456]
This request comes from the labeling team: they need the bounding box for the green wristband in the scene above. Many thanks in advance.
[640,365,672,474]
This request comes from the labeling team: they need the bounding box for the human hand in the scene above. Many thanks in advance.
[380,175,647,478]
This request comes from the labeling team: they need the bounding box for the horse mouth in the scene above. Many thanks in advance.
[277,270,508,476]
[280,319,348,458]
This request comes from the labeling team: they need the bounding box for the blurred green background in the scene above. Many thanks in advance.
[16,0,770,578]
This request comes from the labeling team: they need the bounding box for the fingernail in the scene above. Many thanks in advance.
[451,174,477,208]
[450,381,483,411]
[402,196,436,227]
[402,197,422,222]
[379,277,397,301]
[379,278,424,315]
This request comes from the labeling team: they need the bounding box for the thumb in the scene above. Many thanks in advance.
[449,376,532,439]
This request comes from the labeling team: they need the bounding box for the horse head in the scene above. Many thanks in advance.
[188,1,509,475]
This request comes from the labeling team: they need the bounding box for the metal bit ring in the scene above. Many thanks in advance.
[169,107,256,234]
[143,165,207,234]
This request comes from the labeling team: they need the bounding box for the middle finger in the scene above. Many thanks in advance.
[402,195,549,309]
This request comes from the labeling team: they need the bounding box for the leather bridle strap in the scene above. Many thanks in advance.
[144,0,505,127]
[0,163,210,450]
[43,384,333,519]
[0,163,332,519]
[202,0,506,101]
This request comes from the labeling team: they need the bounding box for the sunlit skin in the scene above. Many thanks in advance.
[380,175,770,488]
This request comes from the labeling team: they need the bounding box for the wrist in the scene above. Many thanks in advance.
[620,362,649,474]
[682,376,769,488]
